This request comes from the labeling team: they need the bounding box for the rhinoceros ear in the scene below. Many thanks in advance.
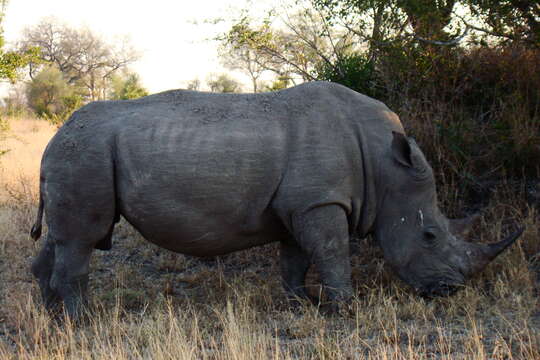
[391,131,414,167]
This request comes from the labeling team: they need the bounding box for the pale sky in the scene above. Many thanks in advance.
[3,0,275,93]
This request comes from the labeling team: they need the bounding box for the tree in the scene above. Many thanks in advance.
[109,71,148,100]
[219,20,275,92]
[262,74,292,92]
[26,65,82,122]
[312,0,464,49]
[3,83,30,117]
[185,78,201,91]
[464,0,539,47]
[217,6,357,85]
[206,73,242,93]
[19,17,139,100]
[0,0,39,87]
[313,0,539,48]
[0,39,39,83]
[315,52,381,97]
[0,0,39,156]
[0,0,39,83]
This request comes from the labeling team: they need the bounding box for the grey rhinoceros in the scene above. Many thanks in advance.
[30,81,522,317]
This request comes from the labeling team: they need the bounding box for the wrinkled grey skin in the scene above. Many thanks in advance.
[30,81,521,318]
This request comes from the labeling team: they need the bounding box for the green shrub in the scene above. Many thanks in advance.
[109,72,149,100]
[385,44,540,198]
[26,66,75,121]
[320,42,539,201]
[26,66,84,125]
[315,53,383,99]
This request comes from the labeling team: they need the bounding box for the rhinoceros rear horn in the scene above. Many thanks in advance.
[466,227,525,276]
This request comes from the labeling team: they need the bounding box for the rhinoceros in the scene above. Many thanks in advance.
[30,81,522,317]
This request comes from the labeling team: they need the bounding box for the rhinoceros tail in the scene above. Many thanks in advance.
[30,191,44,240]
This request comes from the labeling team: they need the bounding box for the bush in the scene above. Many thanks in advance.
[321,43,539,204]
[109,72,149,100]
[384,44,540,203]
[315,53,383,99]
[26,66,83,124]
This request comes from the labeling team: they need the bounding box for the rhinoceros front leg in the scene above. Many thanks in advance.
[291,205,352,310]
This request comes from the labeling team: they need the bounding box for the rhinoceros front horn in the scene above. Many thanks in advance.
[464,227,525,277]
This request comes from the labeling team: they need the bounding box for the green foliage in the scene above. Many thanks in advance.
[47,93,83,126]
[312,0,457,43]
[224,19,275,54]
[0,44,40,83]
[315,53,382,98]
[310,0,540,188]
[465,0,539,47]
[0,0,40,83]
[391,45,540,186]
[313,0,539,47]
[26,66,83,124]
[397,0,456,38]
[262,75,291,92]
[207,73,242,93]
[219,19,276,92]
[109,72,148,100]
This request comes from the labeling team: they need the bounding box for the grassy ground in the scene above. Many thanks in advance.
[0,116,538,359]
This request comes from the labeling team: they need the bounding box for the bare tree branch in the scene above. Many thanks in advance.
[411,25,470,46]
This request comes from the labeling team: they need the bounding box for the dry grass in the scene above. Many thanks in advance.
[0,117,55,195]
[0,116,539,359]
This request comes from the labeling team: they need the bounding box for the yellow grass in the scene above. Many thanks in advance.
[0,116,538,359]
[0,117,55,192]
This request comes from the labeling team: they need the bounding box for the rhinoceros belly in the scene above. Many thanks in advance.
[119,201,288,256]
[113,112,289,256]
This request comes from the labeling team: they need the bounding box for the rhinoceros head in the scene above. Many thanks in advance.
[373,132,522,297]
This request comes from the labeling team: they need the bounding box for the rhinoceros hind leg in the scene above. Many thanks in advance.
[93,224,114,250]
[31,236,61,312]
[280,239,315,306]
[93,209,120,251]
[48,240,93,320]
[292,205,353,309]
